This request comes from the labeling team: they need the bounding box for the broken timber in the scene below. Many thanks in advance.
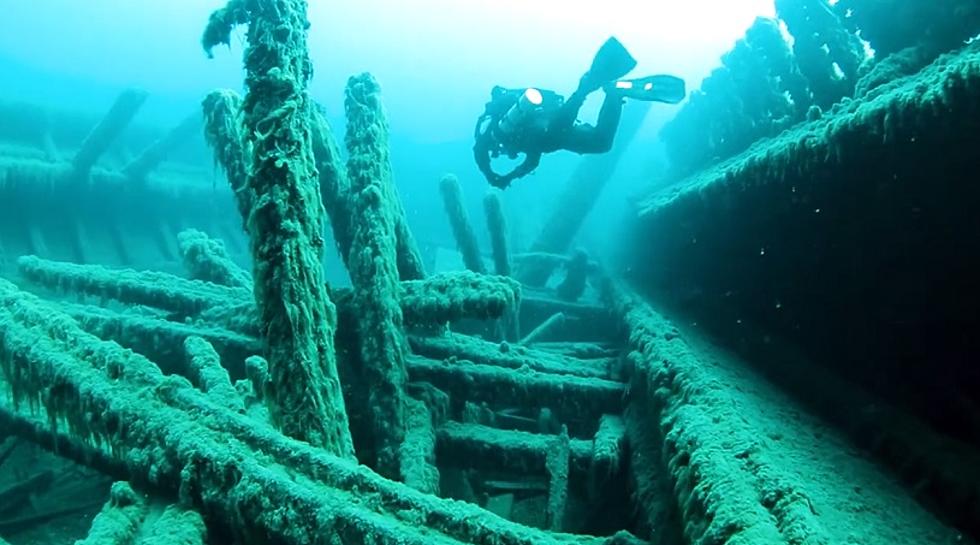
[604,279,963,545]
[72,89,148,177]
[0,278,630,545]
[17,256,518,331]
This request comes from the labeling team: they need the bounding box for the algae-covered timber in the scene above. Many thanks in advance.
[406,356,624,425]
[17,256,519,331]
[397,270,520,325]
[201,90,249,229]
[73,482,147,545]
[0,278,634,545]
[629,42,980,479]
[310,105,356,265]
[0,154,231,265]
[440,173,486,274]
[483,189,511,277]
[17,255,249,315]
[184,336,246,413]
[604,280,964,545]
[177,228,251,289]
[63,302,260,378]
[122,112,201,183]
[520,312,566,346]
[639,42,980,216]
[71,89,148,178]
[204,88,366,271]
[344,72,411,478]
[407,332,613,379]
[400,397,440,494]
[436,421,592,477]
[203,0,353,454]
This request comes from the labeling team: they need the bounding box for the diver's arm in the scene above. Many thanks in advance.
[473,116,501,185]
[473,139,502,186]
[495,151,541,188]
[510,151,541,179]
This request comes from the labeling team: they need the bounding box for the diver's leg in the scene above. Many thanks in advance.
[593,91,625,151]
[549,86,590,132]
[550,38,636,135]
[560,126,603,154]
[561,92,624,154]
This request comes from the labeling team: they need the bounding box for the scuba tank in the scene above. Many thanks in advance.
[474,86,562,160]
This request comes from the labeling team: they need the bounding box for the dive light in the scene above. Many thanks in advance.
[498,88,543,135]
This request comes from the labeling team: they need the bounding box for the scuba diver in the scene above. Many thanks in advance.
[474,37,686,189]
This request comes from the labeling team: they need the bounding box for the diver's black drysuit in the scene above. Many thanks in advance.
[473,81,624,189]
[473,36,685,189]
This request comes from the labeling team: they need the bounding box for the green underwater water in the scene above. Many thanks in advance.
[0,1,979,544]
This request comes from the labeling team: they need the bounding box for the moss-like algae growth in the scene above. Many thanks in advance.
[177,228,251,289]
[17,255,249,315]
[201,89,250,228]
[408,332,611,379]
[184,336,245,413]
[605,280,964,545]
[343,73,410,477]
[400,397,440,494]
[436,421,592,477]
[399,270,520,325]
[137,504,207,545]
[203,0,353,455]
[309,104,356,264]
[73,482,147,545]
[589,414,626,498]
[18,256,519,335]
[775,0,864,108]
[440,173,485,274]
[483,189,511,277]
[64,302,260,379]
[0,278,623,545]
[544,428,570,531]
[640,42,980,217]
[406,356,624,424]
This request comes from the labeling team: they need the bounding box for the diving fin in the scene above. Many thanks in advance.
[611,75,687,104]
[582,37,638,91]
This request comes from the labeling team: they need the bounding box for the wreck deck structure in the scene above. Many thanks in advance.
[1,1,978,544]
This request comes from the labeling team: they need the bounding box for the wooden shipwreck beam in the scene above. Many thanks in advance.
[628,45,980,520]
[72,89,148,176]
[122,113,200,182]
[343,72,412,477]
[603,279,966,545]
[0,277,634,545]
[16,256,519,332]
